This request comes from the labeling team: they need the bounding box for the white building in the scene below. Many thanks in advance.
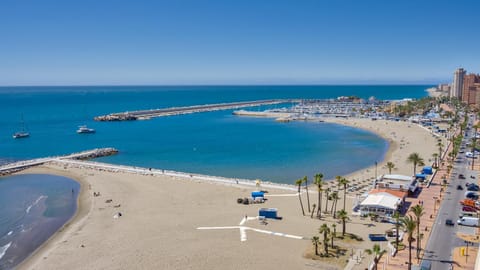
[359,192,403,216]
[451,68,466,98]
[375,174,418,193]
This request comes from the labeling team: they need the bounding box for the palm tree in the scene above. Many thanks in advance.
[432,153,439,168]
[437,142,444,161]
[314,173,324,218]
[319,223,330,255]
[401,215,417,270]
[324,187,330,213]
[407,152,424,175]
[365,244,385,270]
[393,211,402,250]
[336,176,350,211]
[386,161,396,174]
[303,176,311,212]
[330,191,340,218]
[331,223,337,248]
[311,236,320,256]
[471,138,477,170]
[337,209,348,236]
[410,204,425,259]
[295,178,305,216]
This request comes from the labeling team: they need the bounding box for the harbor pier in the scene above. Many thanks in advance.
[94,99,296,121]
[0,148,118,176]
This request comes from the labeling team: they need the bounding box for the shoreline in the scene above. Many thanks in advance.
[16,167,92,270]
[15,116,445,270]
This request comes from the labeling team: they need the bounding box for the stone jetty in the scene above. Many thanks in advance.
[94,99,295,121]
[0,148,118,176]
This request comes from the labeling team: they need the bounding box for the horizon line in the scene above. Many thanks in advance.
[0,82,439,88]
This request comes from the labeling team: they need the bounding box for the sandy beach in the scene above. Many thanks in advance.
[16,118,446,270]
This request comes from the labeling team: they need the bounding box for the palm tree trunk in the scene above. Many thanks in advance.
[343,184,347,211]
[342,220,346,236]
[311,204,316,218]
[395,223,400,250]
[333,200,338,218]
[298,186,305,216]
[325,190,329,213]
[305,182,311,212]
[318,191,322,218]
[317,188,321,218]
[417,221,421,259]
[408,240,412,270]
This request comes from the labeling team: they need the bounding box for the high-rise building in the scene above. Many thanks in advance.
[451,68,466,98]
[463,73,480,105]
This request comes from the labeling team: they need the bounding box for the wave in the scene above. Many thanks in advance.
[0,242,12,261]
[26,195,47,214]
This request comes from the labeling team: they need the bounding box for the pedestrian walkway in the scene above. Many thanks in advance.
[452,246,478,269]
[376,132,480,269]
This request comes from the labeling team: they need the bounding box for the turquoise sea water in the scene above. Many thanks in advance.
[0,85,429,182]
[0,85,429,268]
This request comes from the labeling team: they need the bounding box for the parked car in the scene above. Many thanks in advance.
[463,206,477,212]
[446,219,455,226]
[457,185,464,190]
[466,193,479,200]
[467,185,480,191]
[459,174,466,179]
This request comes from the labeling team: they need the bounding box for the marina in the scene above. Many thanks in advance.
[94,99,296,121]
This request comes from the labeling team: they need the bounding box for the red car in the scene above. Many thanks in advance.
[462,206,477,212]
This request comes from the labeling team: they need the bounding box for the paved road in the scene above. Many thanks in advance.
[423,117,478,270]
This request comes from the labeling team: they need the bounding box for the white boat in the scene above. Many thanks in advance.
[13,131,29,139]
[77,125,96,134]
[13,115,30,139]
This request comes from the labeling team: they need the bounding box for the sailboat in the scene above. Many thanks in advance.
[13,115,30,139]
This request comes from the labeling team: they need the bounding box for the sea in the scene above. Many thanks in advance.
[0,85,430,268]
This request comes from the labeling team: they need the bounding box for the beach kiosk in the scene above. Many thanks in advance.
[259,208,278,219]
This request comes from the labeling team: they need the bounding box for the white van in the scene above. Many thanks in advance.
[457,217,479,227]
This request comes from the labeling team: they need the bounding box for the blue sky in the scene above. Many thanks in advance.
[1,0,479,85]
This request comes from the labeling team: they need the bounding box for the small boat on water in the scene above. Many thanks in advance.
[13,131,30,139]
[13,115,30,139]
[77,125,96,134]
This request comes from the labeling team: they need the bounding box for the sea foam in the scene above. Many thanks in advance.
[0,242,12,261]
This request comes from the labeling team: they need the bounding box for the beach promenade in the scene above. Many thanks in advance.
[379,132,479,270]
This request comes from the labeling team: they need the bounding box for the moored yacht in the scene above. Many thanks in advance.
[13,114,30,139]
[13,132,30,139]
[77,125,96,134]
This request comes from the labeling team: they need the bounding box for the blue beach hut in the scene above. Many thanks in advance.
[422,166,433,175]
[251,191,265,199]
[415,174,427,181]
[259,208,278,219]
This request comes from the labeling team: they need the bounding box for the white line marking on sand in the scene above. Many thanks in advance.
[197,216,305,242]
